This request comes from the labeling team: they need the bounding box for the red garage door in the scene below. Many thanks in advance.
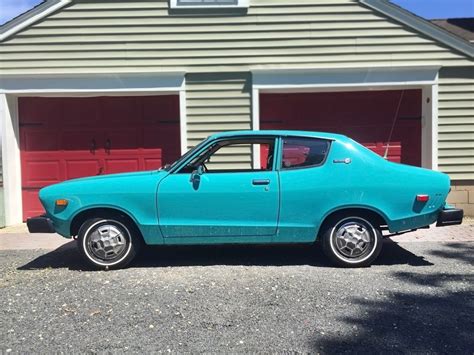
[20,95,180,220]
[261,89,421,166]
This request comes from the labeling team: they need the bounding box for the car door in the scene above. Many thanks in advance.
[157,138,279,241]
[277,136,333,242]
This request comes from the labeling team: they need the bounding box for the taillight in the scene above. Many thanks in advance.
[416,194,429,202]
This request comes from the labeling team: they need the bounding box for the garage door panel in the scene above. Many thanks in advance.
[65,160,102,180]
[104,158,140,175]
[61,97,99,126]
[161,145,181,166]
[21,129,60,151]
[144,158,163,171]
[144,126,180,146]
[261,89,421,166]
[18,97,62,126]
[62,130,105,152]
[105,129,141,151]
[100,96,140,125]
[142,95,180,122]
[293,91,420,123]
[144,127,180,166]
[22,160,62,187]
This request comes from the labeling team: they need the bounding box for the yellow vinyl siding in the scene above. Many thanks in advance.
[186,73,252,169]
[1,0,473,179]
[438,67,474,180]
[0,0,471,74]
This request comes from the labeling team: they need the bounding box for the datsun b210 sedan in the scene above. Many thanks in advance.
[27,130,463,269]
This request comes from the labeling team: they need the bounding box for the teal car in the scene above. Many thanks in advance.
[27,130,463,269]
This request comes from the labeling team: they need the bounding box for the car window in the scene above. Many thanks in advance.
[178,138,276,173]
[281,137,330,169]
[165,137,210,171]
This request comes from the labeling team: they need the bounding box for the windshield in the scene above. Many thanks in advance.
[163,137,211,171]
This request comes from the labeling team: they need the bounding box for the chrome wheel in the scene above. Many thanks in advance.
[334,221,372,258]
[82,220,133,266]
[329,216,378,264]
[78,217,140,270]
[88,224,127,260]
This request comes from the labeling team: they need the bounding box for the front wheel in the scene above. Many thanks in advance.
[77,217,140,270]
[321,215,382,267]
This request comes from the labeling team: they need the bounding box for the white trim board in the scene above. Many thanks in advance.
[0,94,22,226]
[179,79,188,155]
[0,72,185,94]
[252,67,440,90]
[422,82,439,170]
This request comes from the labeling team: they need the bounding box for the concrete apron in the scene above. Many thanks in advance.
[0,233,71,250]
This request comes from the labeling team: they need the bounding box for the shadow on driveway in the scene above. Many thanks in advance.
[428,242,474,264]
[311,243,474,353]
[313,264,474,353]
[18,239,433,271]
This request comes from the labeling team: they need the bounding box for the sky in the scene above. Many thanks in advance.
[0,0,473,25]
[1,0,43,25]
[391,0,474,19]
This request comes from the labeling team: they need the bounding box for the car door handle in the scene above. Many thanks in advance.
[252,179,270,186]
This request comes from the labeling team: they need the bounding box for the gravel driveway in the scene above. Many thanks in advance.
[1,239,473,353]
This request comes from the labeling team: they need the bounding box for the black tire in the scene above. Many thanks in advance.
[77,217,140,270]
[321,214,382,268]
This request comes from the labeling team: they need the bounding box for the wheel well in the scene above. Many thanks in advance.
[70,208,143,241]
[318,208,387,236]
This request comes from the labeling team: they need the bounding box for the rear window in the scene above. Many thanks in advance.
[281,137,330,169]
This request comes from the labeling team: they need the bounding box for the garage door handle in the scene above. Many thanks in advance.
[252,179,270,186]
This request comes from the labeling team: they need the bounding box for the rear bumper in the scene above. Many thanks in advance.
[26,215,56,233]
[436,208,463,227]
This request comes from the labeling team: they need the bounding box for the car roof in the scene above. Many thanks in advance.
[208,130,348,142]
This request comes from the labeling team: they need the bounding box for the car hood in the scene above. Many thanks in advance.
[58,170,161,186]
[39,169,169,199]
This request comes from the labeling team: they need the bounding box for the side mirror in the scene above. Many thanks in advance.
[196,165,205,175]
[189,165,204,183]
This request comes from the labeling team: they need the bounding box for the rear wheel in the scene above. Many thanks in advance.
[77,217,140,270]
[321,215,382,267]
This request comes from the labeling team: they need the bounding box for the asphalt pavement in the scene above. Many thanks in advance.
[0,239,473,353]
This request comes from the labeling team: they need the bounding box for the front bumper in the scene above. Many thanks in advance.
[436,208,463,227]
[26,215,56,233]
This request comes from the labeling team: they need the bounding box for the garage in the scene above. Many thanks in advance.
[260,89,422,166]
[19,95,180,219]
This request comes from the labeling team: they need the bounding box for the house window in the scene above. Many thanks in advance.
[179,0,237,4]
[170,0,249,8]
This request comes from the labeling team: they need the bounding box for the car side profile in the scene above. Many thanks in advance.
[27,130,463,269]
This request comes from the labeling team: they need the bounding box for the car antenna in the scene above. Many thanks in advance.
[383,90,405,160]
